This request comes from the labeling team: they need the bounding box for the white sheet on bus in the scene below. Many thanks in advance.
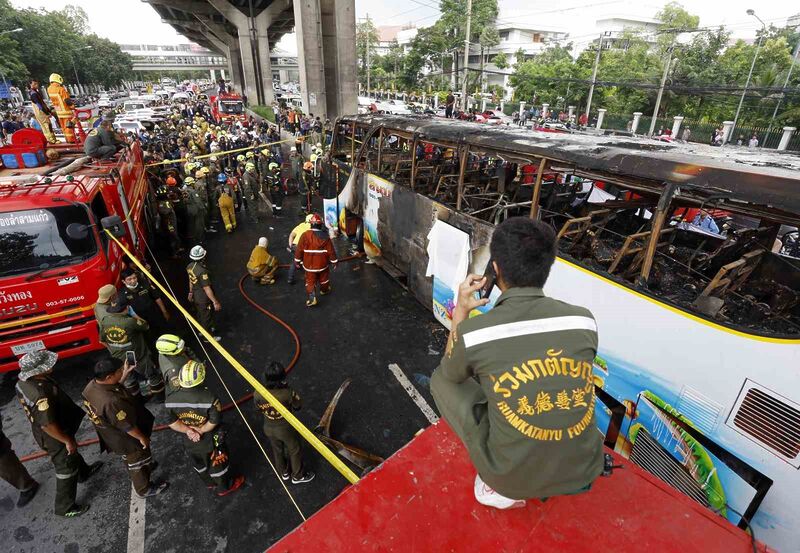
[426,220,470,305]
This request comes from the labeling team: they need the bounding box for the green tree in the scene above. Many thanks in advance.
[356,18,379,88]
[493,52,508,69]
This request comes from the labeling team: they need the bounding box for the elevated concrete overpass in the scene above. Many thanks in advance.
[143,0,357,119]
[120,43,228,71]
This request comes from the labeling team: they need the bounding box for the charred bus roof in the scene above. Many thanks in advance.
[341,114,800,223]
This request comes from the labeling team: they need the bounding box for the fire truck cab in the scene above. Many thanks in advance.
[210,93,247,126]
[0,138,151,372]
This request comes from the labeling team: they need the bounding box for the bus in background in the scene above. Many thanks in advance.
[327,114,800,552]
[0,134,151,372]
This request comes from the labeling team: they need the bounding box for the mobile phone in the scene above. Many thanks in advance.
[480,261,496,299]
[125,351,137,367]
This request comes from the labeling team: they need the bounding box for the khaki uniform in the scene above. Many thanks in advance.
[255,387,303,478]
[15,377,91,515]
[165,387,232,489]
[82,380,156,496]
[158,348,200,397]
[431,287,604,500]
[0,416,37,494]
[187,261,216,333]
[98,312,162,395]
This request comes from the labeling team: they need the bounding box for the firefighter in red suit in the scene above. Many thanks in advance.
[294,213,338,307]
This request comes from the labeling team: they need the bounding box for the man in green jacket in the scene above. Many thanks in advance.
[431,217,603,509]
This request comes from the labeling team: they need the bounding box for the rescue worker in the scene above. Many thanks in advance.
[294,213,338,307]
[216,173,236,233]
[119,267,170,345]
[84,118,127,160]
[28,78,56,143]
[257,148,271,177]
[187,245,222,342]
[82,356,169,498]
[94,284,117,324]
[155,334,201,396]
[301,161,316,213]
[15,350,103,517]
[47,73,79,143]
[182,177,206,245]
[246,237,279,285]
[156,186,183,258]
[98,294,165,397]
[194,169,211,231]
[286,214,313,285]
[255,361,314,484]
[241,162,262,222]
[0,413,40,507]
[267,161,284,217]
[165,361,245,496]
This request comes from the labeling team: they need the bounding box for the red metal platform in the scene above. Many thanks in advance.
[269,421,767,553]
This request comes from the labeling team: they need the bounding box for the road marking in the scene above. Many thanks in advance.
[388,363,439,424]
[127,485,146,553]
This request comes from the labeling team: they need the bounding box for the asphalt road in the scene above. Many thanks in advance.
[0,193,446,553]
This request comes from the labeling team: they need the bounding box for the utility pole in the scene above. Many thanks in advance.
[365,13,372,96]
[648,47,673,136]
[765,39,799,146]
[585,32,606,119]
[730,9,766,144]
[460,0,473,112]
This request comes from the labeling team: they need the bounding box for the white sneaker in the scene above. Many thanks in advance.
[473,474,526,510]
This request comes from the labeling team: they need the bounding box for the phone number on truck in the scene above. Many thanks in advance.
[45,296,86,308]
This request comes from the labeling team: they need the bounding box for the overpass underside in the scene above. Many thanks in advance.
[144,0,357,119]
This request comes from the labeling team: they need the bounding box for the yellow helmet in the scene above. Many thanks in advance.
[201,166,210,174]
[310,154,318,162]
[184,176,195,185]
[179,360,206,388]
[194,170,204,179]
[49,73,63,84]
[245,162,255,171]
[236,154,245,162]
[246,151,255,158]
[156,334,185,355]
[260,148,270,155]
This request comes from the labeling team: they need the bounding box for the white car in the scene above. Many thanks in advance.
[172,92,190,101]
[97,95,113,108]
[374,99,412,115]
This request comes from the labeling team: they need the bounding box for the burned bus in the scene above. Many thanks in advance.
[326,114,800,552]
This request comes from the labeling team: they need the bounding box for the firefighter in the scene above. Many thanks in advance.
[258,148,271,177]
[187,245,222,342]
[182,177,206,246]
[0,413,39,508]
[267,162,284,217]
[98,294,165,397]
[82,356,169,498]
[287,214,313,285]
[255,361,314,484]
[28,78,56,143]
[246,237,279,285]
[216,173,236,233]
[194,169,211,229]
[241,162,262,222]
[156,186,183,258]
[155,334,201,396]
[47,73,78,143]
[294,213,338,307]
[15,350,103,517]
[301,161,316,214]
[165,361,245,496]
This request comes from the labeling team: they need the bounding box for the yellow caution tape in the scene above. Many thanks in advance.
[145,138,294,167]
[105,230,360,485]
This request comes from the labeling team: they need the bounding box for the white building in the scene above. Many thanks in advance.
[375,25,418,56]
[589,14,663,51]
[455,22,569,100]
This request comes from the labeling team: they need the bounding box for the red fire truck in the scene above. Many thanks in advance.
[0,132,151,372]
[210,92,247,126]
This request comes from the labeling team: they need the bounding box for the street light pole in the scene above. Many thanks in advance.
[729,9,765,144]
[71,45,92,92]
[765,39,800,146]
[460,0,473,112]
[585,32,608,120]
[648,47,674,136]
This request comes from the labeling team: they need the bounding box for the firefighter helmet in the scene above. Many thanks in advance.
[310,154,318,162]
[165,176,177,186]
[195,170,204,179]
[210,156,218,162]
[303,161,313,171]
[155,334,185,355]
[261,148,270,155]
[179,360,206,388]
[201,166,210,175]
[189,245,207,260]
[184,176,195,185]
[305,213,315,223]
[217,173,227,183]
[245,162,255,171]
[49,73,63,84]
[316,142,322,149]
[309,213,323,226]
[246,150,255,158]
[268,162,279,171]
[236,154,245,162]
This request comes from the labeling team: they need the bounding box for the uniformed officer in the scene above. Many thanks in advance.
[156,186,183,258]
[430,217,603,509]
[181,177,206,245]
[240,162,263,222]
[84,118,127,160]
[155,334,201,397]
[15,350,103,517]
[0,413,39,508]
[120,268,171,342]
[98,294,165,397]
[165,361,245,496]
[216,173,237,233]
[94,284,117,324]
[266,162,283,217]
[255,361,314,484]
[82,356,169,498]
[187,245,222,341]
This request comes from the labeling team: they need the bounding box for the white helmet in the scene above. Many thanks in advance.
[189,245,206,260]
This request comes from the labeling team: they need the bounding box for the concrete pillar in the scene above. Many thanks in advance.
[722,120,734,144]
[568,105,575,118]
[253,11,275,106]
[542,103,549,119]
[779,127,796,151]
[221,69,227,80]
[631,111,642,134]
[320,0,357,118]
[210,69,216,81]
[294,0,326,117]
[671,116,684,138]
[596,108,607,129]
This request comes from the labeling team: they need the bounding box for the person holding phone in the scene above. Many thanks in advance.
[430,217,603,510]
[82,356,169,498]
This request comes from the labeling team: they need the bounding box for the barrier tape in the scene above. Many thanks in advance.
[145,138,295,167]
[104,229,360,485]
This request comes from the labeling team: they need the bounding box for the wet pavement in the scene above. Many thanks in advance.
[0,193,446,553]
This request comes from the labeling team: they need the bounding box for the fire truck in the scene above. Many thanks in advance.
[0,130,152,372]
[210,92,247,126]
